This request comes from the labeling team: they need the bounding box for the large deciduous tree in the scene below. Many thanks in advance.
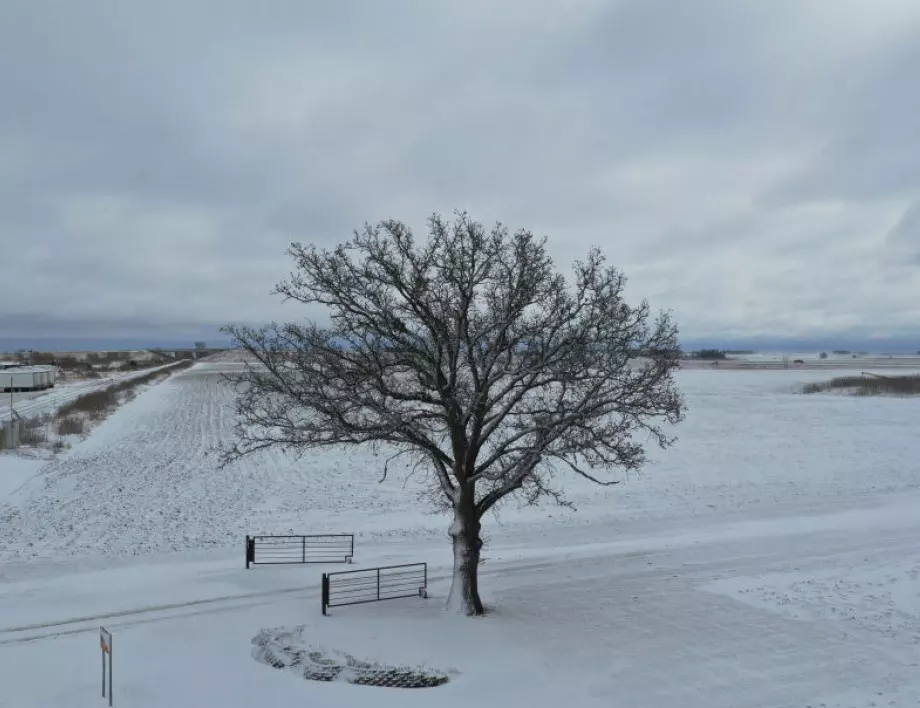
[222,212,684,616]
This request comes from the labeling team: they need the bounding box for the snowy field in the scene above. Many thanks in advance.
[1,363,919,707]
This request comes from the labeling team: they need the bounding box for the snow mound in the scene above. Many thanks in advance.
[708,558,920,644]
[251,625,451,688]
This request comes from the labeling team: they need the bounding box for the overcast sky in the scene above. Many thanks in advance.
[2,0,919,347]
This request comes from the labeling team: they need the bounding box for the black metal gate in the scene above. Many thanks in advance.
[245,534,354,568]
[322,563,428,615]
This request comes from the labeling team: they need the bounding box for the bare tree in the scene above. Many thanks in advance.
[222,212,684,616]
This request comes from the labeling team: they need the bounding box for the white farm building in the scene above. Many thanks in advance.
[1,365,56,392]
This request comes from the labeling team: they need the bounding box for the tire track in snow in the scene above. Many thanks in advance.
[7,521,920,645]
[0,585,312,645]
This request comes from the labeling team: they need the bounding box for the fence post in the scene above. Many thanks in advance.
[245,535,251,569]
[100,628,112,707]
[321,574,329,616]
[377,567,381,601]
[302,536,306,563]
[109,633,113,708]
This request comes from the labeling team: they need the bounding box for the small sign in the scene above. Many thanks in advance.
[100,627,113,706]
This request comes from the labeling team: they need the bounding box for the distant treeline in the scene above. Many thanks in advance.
[6,349,198,373]
[803,374,920,396]
[684,349,730,360]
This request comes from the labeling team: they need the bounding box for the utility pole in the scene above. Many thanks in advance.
[6,375,12,450]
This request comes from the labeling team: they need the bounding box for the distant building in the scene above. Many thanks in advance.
[1,365,56,391]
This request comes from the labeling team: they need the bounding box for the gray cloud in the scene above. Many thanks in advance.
[2,0,920,345]
[886,199,920,265]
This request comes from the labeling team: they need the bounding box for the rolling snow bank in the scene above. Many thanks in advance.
[1,365,919,565]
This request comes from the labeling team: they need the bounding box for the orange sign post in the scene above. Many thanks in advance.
[100,627,113,706]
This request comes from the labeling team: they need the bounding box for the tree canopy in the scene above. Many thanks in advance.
[223,212,684,614]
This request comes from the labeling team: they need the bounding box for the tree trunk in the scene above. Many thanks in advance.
[447,498,485,616]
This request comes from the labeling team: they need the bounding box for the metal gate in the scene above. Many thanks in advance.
[322,563,427,615]
[245,534,354,568]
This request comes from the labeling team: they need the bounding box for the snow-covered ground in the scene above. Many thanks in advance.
[1,362,919,707]
[0,454,43,500]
